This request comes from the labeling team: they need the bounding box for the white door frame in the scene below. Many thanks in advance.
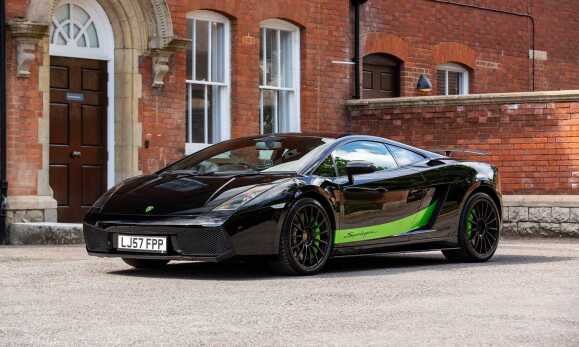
[49,0,116,188]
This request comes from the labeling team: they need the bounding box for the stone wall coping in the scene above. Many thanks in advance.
[6,195,58,210]
[7,222,83,245]
[9,222,82,227]
[503,195,579,208]
[346,90,579,109]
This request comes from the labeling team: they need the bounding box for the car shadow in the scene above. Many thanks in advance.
[106,252,573,281]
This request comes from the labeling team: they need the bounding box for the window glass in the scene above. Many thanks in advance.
[261,89,276,134]
[167,137,335,175]
[50,2,99,48]
[436,64,468,95]
[280,30,293,88]
[388,145,425,167]
[211,22,225,82]
[314,156,336,177]
[334,141,398,176]
[447,71,460,95]
[195,20,209,81]
[186,14,229,145]
[259,23,299,134]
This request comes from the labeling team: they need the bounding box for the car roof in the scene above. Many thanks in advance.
[250,133,442,158]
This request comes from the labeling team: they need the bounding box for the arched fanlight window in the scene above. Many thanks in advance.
[51,1,100,48]
[49,0,114,61]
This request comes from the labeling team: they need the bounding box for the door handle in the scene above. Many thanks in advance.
[71,151,81,159]
[376,188,389,193]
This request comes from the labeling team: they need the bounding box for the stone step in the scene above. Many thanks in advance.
[7,223,84,245]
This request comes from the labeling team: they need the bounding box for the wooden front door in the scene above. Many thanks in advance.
[363,54,400,99]
[50,57,108,222]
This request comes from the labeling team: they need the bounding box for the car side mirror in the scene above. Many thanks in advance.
[346,160,377,183]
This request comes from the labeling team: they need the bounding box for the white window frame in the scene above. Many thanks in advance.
[437,63,469,96]
[185,10,231,155]
[259,19,301,134]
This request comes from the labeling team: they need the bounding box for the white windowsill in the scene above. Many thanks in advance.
[185,143,211,155]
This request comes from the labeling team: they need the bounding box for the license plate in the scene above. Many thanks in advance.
[117,235,167,253]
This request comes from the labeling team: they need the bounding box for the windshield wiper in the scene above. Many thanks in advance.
[160,169,201,176]
[161,169,261,177]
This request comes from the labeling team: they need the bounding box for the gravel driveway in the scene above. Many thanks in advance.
[1,239,578,346]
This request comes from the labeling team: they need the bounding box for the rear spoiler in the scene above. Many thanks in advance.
[431,148,489,157]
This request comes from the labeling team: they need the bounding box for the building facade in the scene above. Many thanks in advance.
[2,0,579,227]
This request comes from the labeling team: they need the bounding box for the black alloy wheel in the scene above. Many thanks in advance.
[271,198,333,275]
[442,192,501,262]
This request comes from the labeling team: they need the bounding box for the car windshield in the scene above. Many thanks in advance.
[163,136,336,175]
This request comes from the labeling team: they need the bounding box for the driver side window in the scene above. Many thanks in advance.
[333,141,398,177]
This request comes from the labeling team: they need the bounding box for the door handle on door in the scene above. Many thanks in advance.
[71,151,81,158]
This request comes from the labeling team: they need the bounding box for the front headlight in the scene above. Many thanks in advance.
[213,184,274,211]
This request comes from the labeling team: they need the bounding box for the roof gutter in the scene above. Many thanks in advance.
[426,0,536,91]
[0,0,7,244]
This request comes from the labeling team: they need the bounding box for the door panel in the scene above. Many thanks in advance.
[50,56,108,222]
[336,168,428,246]
[362,54,400,99]
[330,140,429,246]
[49,103,70,145]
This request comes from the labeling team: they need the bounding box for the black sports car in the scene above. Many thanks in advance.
[84,134,502,275]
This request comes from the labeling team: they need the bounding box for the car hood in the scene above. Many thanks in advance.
[100,172,295,216]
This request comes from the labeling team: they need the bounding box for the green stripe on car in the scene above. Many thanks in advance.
[334,202,438,244]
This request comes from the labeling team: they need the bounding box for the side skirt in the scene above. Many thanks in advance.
[331,234,457,257]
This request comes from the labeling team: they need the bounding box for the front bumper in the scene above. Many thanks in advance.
[84,223,235,262]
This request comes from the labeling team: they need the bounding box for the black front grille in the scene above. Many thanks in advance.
[104,225,232,257]
[175,228,231,256]
[84,223,109,251]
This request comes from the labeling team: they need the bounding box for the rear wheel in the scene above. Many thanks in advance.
[122,258,170,269]
[270,198,333,275]
[442,192,501,262]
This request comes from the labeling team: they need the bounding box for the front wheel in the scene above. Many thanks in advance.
[442,192,501,262]
[122,258,170,269]
[270,198,334,275]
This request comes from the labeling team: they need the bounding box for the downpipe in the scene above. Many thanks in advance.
[351,0,368,99]
[0,0,8,244]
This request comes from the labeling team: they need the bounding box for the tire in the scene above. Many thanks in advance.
[442,192,501,262]
[269,198,334,275]
[122,258,170,269]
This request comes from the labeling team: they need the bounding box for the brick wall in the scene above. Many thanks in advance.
[6,0,579,196]
[348,92,579,195]
[137,0,355,174]
[361,0,579,96]
[5,0,44,196]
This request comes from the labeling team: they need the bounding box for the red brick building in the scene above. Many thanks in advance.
[2,0,579,228]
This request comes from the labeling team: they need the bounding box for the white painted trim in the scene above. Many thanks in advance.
[260,19,301,133]
[186,10,229,23]
[49,0,115,188]
[50,0,114,61]
[437,63,469,96]
[185,11,231,153]
[260,18,300,32]
[185,142,211,155]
